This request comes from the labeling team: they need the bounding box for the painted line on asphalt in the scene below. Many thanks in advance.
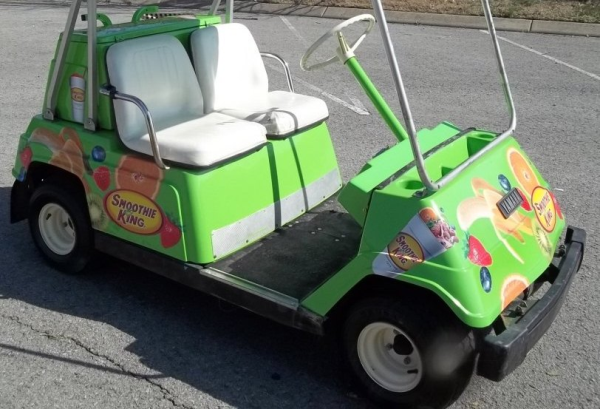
[481,30,600,82]
[348,96,368,113]
[280,16,309,47]
[264,61,370,115]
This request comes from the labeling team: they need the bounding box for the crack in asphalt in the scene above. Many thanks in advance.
[0,313,194,409]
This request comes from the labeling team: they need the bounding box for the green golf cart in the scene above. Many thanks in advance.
[9,0,586,407]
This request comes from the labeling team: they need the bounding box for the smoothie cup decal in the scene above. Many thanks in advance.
[70,73,85,123]
[372,207,459,278]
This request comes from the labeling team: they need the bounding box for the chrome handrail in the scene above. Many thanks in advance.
[370,0,517,191]
[100,87,168,170]
[260,52,295,93]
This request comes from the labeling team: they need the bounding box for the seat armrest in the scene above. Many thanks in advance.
[100,85,169,170]
[260,52,295,93]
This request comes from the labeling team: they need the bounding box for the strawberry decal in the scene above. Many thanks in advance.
[93,166,111,191]
[20,146,33,169]
[160,217,182,249]
[516,188,532,211]
[464,232,492,266]
[549,191,564,220]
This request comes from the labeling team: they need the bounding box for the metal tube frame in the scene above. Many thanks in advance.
[370,0,517,191]
[86,0,98,131]
[45,0,236,130]
[260,52,295,93]
[100,87,168,170]
[44,0,83,121]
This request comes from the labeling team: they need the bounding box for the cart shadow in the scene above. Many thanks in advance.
[0,187,374,408]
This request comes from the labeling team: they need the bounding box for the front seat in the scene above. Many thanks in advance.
[106,34,267,168]
[191,23,329,139]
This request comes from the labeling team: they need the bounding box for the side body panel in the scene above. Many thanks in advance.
[13,120,340,265]
[303,125,565,328]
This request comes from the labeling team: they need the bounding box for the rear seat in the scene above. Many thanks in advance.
[106,34,267,168]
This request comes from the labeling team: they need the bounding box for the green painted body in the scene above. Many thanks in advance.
[302,122,565,327]
[15,15,340,264]
[12,9,564,331]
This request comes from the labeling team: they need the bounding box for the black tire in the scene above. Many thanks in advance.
[28,183,93,274]
[342,297,476,409]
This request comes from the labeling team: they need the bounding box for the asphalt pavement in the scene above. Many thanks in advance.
[0,2,599,408]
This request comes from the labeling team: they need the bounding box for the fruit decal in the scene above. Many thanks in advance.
[20,147,33,169]
[549,191,563,220]
[516,188,532,211]
[501,275,529,310]
[23,128,181,250]
[115,155,163,200]
[373,207,458,277]
[532,222,552,261]
[457,178,533,263]
[480,267,492,293]
[93,166,111,191]
[464,232,492,266]
[508,148,539,194]
[92,146,106,162]
[87,193,110,230]
[498,174,511,192]
[419,207,459,249]
[160,217,182,249]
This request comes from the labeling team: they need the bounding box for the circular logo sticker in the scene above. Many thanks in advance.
[387,233,425,271]
[104,190,163,235]
[531,186,556,232]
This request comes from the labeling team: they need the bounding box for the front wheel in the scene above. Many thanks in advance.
[342,297,476,409]
[28,184,93,274]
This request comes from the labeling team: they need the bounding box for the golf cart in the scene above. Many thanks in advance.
[9,0,586,407]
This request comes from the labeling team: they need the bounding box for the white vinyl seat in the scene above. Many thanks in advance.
[191,24,329,138]
[106,34,267,168]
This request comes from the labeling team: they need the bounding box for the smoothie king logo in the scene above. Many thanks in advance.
[531,186,556,232]
[104,190,163,235]
[387,233,425,271]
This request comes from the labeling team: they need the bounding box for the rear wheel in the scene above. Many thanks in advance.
[342,297,476,409]
[28,184,93,274]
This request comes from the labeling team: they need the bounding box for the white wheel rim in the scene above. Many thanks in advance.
[357,322,423,393]
[38,203,76,256]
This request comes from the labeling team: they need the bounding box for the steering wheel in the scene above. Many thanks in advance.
[300,14,376,72]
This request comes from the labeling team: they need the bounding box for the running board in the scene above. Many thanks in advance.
[95,232,325,335]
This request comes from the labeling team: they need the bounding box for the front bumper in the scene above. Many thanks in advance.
[477,226,586,381]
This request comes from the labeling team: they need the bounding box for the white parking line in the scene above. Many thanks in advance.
[481,31,600,82]
[280,16,310,47]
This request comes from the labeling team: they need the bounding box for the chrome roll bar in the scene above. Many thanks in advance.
[100,87,168,170]
[261,52,295,93]
[43,0,233,133]
[370,0,517,191]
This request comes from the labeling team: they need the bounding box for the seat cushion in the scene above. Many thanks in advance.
[191,25,329,137]
[191,24,269,114]
[218,91,329,137]
[107,34,267,168]
[123,113,267,168]
[107,34,205,143]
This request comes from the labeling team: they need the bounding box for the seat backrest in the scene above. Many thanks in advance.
[191,24,269,114]
[106,34,204,142]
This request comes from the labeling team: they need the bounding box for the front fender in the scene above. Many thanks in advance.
[10,180,29,223]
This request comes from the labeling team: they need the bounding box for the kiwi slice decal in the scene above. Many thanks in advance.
[533,222,552,260]
[87,193,109,230]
